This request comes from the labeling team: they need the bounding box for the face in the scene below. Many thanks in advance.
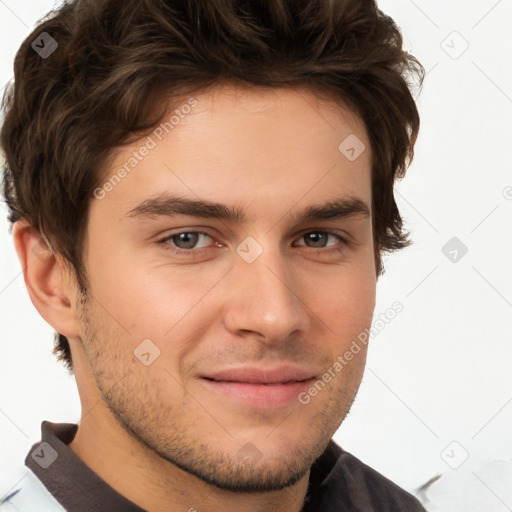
[76,84,376,492]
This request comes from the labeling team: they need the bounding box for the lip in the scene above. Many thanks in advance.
[202,365,316,384]
[199,365,317,408]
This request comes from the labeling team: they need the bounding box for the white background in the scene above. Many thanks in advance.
[1,1,511,510]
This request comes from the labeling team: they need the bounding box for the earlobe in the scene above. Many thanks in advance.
[12,219,80,337]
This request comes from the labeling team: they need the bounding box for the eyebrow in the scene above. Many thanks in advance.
[125,193,370,225]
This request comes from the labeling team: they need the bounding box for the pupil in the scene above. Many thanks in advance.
[308,232,326,247]
[176,233,197,248]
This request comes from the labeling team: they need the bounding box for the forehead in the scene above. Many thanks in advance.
[93,84,372,221]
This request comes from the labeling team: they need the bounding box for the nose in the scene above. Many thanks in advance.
[221,241,309,345]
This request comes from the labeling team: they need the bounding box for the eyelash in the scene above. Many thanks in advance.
[156,230,349,257]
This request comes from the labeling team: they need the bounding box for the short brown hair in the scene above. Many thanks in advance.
[1,0,423,371]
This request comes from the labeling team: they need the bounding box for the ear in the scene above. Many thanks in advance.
[12,219,80,338]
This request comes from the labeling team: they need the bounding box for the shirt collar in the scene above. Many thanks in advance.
[25,421,145,512]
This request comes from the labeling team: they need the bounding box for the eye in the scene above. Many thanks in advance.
[156,229,348,256]
[160,232,214,251]
[295,231,345,250]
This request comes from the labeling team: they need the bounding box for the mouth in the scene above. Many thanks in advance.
[203,379,311,385]
[199,366,317,408]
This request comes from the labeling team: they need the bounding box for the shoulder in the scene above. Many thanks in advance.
[307,441,426,511]
[337,447,425,510]
[0,469,65,512]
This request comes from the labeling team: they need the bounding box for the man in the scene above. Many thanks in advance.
[0,0,425,510]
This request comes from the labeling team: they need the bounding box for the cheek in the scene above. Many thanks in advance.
[85,253,225,368]
[91,265,206,335]
[317,265,376,345]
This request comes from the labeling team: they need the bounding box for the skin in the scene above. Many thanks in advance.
[14,84,376,512]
